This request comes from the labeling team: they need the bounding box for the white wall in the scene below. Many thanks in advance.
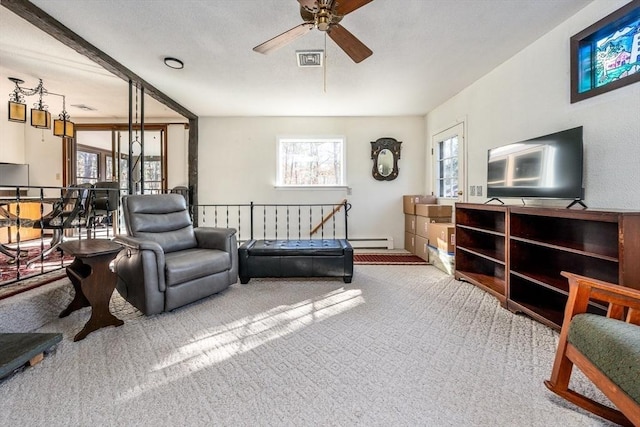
[0,120,26,164]
[425,0,640,210]
[198,116,425,246]
[24,124,64,195]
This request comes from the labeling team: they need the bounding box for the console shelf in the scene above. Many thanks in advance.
[455,203,640,330]
[455,204,508,305]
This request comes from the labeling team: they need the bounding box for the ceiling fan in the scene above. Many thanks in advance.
[253,0,374,63]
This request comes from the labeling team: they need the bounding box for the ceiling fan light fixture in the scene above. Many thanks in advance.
[164,57,184,70]
[317,15,330,31]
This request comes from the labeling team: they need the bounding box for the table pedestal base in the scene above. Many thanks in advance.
[59,241,123,341]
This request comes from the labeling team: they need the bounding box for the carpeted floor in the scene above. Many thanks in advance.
[0,265,615,426]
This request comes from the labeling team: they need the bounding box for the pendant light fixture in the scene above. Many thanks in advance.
[6,77,75,138]
[30,80,51,129]
[52,95,74,138]
[8,77,27,122]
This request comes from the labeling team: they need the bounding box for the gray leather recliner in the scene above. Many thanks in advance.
[113,194,237,315]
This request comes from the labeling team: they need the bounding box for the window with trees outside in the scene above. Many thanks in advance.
[277,137,346,186]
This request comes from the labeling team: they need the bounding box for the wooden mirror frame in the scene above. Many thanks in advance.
[371,137,402,181]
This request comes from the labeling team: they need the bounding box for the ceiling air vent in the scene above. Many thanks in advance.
[296,50,324,67]
[71,104,97,111]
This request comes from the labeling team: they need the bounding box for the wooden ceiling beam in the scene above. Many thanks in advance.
[0,0,197,120]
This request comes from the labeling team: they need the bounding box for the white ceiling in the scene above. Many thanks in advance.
[1,0,593,120]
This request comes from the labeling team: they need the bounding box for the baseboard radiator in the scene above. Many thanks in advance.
[348,237,394,250]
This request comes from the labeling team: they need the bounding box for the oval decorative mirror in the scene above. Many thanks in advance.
[371,137,402,181]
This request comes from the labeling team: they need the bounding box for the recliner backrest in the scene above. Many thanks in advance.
[122,194,197,253]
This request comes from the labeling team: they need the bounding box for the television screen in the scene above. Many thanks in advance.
[486,127,584,200]
[0,163,29,187]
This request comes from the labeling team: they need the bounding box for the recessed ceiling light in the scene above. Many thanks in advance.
[164,57,184,70]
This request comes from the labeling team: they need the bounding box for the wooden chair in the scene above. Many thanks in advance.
[545,272,640,426]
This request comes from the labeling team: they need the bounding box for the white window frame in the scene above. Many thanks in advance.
[276,136,347,188]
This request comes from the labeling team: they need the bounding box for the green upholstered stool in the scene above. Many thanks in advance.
[0,333,62,379]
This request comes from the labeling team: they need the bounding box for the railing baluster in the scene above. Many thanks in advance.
[263,205,266,240]
[286,205,290,240]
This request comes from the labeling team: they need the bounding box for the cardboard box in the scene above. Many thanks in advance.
[405,214,416,234]
[403,195,437,215]
[428,222,456,253]
[404,232,416,253]
[415,215,453,238]
[427,245,455,275]
[415,235,429,261]
[415,203,453,219]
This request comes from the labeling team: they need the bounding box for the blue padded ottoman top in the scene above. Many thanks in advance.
[247,239,346,256]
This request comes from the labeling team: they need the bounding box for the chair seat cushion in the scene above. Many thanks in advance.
[568,313,640,404]
[247,239,345,256]
[164,248,231,287]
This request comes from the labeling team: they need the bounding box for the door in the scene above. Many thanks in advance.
[432,122,466,202]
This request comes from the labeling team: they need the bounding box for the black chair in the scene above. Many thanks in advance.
[169,186,190,206]
[27,184,92,266]
[86,181,120,238]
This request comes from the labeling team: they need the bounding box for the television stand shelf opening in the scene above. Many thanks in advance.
[454,203,640,330]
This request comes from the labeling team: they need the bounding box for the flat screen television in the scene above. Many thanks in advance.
[486,126,584,200]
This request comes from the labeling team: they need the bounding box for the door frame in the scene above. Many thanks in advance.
[431,121,467,203]
[71,124,168,193]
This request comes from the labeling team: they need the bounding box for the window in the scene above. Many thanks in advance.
[76,150,99,184]
[277,137,346,186]
[435,136,459,198]
[143,156,163,192]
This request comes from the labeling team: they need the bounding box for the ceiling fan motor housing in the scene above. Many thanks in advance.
[316,7,331,31]
[253,0,373,63]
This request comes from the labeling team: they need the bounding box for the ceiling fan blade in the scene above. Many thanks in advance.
[253,23,314,55]
[328,24,372,63]
[334,0,373,16]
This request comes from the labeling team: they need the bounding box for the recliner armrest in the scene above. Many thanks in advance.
[114,235,166,291]
[194,227,237,252]
[114,235,165,255]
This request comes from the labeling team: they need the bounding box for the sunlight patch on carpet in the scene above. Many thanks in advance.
[117,287,364,402]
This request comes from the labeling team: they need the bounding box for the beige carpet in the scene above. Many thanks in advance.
[0,265,615,426]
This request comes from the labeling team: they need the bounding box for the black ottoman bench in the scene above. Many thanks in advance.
[238,239,353,284]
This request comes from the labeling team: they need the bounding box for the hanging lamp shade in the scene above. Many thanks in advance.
[53,118,74,138]
[30,108,51,129]
[8,101,27,122]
